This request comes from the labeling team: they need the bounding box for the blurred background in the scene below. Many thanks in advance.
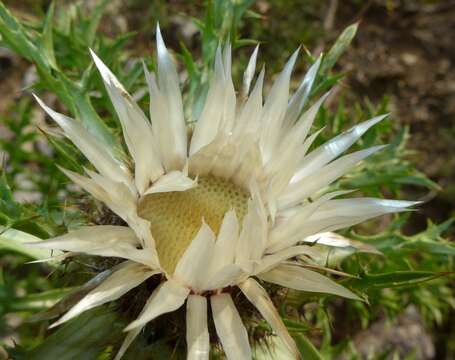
[0,0,453,359]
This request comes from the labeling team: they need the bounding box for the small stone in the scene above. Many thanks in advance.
[401,52,419,66]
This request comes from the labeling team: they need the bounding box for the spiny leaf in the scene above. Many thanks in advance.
[402,240,455,256]
[347,270,446,289]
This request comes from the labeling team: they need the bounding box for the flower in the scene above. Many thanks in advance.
[29,25,416,359]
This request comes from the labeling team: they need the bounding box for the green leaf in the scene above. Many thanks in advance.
[321,23,358,74]
[40,1,58,70]
[395,175,441,190]
[347,270,441,289]
[42,130,85,174]
[294,334,324,360]
[58,74,124,159]
[403,240,455,256]
[234,38,258,48]
[398,219,455,256]
[12,307,126,360]
[311,73,345,96]
[0,3,47,68]
[179,41,199,81]
[86,0,111,45]
[0,171,15,204]
[29,270,112,322]
[283,318,312,333]
[10,288,72,313]
[0,226,60,262]
[418,218,454,239]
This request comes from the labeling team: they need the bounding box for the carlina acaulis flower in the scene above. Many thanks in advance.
[27,24,417,359]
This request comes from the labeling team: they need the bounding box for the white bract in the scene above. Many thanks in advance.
[29,26,416,359]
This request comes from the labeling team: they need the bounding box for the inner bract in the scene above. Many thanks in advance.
[137,175,249,274]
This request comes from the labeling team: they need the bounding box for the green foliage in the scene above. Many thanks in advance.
[10,307,126,360]
[313,218,454,358]
[0,0,123,155]
[0,166,61,238]
[0,0,453,359]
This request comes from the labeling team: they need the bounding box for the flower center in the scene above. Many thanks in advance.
[137,175,249,274]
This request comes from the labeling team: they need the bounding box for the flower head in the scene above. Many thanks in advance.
[30,25,416,359]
